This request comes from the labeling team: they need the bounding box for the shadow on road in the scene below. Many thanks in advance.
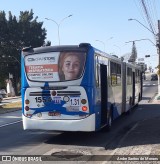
[44,102,160,151]
[1,100,160,154]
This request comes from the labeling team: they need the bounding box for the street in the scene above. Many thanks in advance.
[0,76,160,163]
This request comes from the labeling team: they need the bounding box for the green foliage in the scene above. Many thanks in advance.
[128,41,137,62]
[132,41,137,59]
[0,9,50,91]
[45,41,51,46]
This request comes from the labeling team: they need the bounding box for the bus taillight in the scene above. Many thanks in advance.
[25,106,29,111]
[82,106,88,111]
[51,91,57,96]
[25,99,30,104]
[81,99,87,104]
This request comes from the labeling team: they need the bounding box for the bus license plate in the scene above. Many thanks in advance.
[70,97,80,107]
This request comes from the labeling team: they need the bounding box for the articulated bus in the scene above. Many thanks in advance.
[21,43,142,132]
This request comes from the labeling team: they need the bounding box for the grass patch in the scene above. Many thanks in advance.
[0,101,22,114]
[2,101,22,108]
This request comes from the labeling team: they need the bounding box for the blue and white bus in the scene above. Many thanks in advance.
[21,43,142,132]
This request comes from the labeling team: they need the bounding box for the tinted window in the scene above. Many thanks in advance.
[25,51,86,82]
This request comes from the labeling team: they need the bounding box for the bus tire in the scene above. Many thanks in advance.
[104,108,112,132]
[107,112,112,131]
[100,108,112,132]
[138,93,141,102]
[129,97,132,105]
[127,97,132,114]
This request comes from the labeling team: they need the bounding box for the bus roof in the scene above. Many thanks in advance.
[22,43,92,55]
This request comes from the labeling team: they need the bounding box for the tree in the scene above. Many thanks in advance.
[18,9,47,48]
[44,40,51,46]
[128,41,137,63]
[0,9,49,95]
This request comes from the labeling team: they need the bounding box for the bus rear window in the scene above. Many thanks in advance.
[25,51,86,82]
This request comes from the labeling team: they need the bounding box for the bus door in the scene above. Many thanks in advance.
[122,62,126,113]
[140,72,143,100]
[100,64,108,125]
[132,72,135,105]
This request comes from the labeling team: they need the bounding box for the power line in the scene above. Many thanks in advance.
[140,0,156,35]
[134,0,148,24]
[145,0,156,30]
[134,0,158,39]
[146,0,157,32]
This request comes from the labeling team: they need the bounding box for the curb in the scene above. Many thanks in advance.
[0,108,21,115]
[0,97,21,114]
[3,96,21,100]
[148,93,158,103]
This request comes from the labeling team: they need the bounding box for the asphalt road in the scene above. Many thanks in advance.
[141,77,158,103]
[0,78,159,163]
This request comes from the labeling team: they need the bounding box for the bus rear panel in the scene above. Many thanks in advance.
[22,45,96,131]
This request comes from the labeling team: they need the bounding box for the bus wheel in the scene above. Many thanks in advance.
[107,113,112,130]
[127,97,132,114]
[129,97,132,106]
[138,93,141,102]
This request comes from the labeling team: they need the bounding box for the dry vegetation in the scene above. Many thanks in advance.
[2,101,22,108]
[0,101,22,114]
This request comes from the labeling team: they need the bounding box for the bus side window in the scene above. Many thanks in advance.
[110,62,117,85]
[138,70,140,83]
[117,63,121,86]
[127,67,132,85]
[135,69,140,83]
[110,62,122,86]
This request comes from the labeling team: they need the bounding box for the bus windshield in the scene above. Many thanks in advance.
[25,51,86,82]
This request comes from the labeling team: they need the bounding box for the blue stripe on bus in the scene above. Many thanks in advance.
[30,103,87,116]
[21,56,29,88]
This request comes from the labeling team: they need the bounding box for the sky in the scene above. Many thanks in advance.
[1,0,160,69]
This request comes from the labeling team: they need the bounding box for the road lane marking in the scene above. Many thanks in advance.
[0,120,22,128]
[143,83,157,86]
[0,115,21,119]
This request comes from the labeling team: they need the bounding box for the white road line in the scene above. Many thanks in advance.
[143,84,157,86]
[0,120,22,128]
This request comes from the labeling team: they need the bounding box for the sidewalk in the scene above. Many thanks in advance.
[0,96,21,114]
[149,93,160,104]
[106,93,160,161]
[3,96,21,100]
